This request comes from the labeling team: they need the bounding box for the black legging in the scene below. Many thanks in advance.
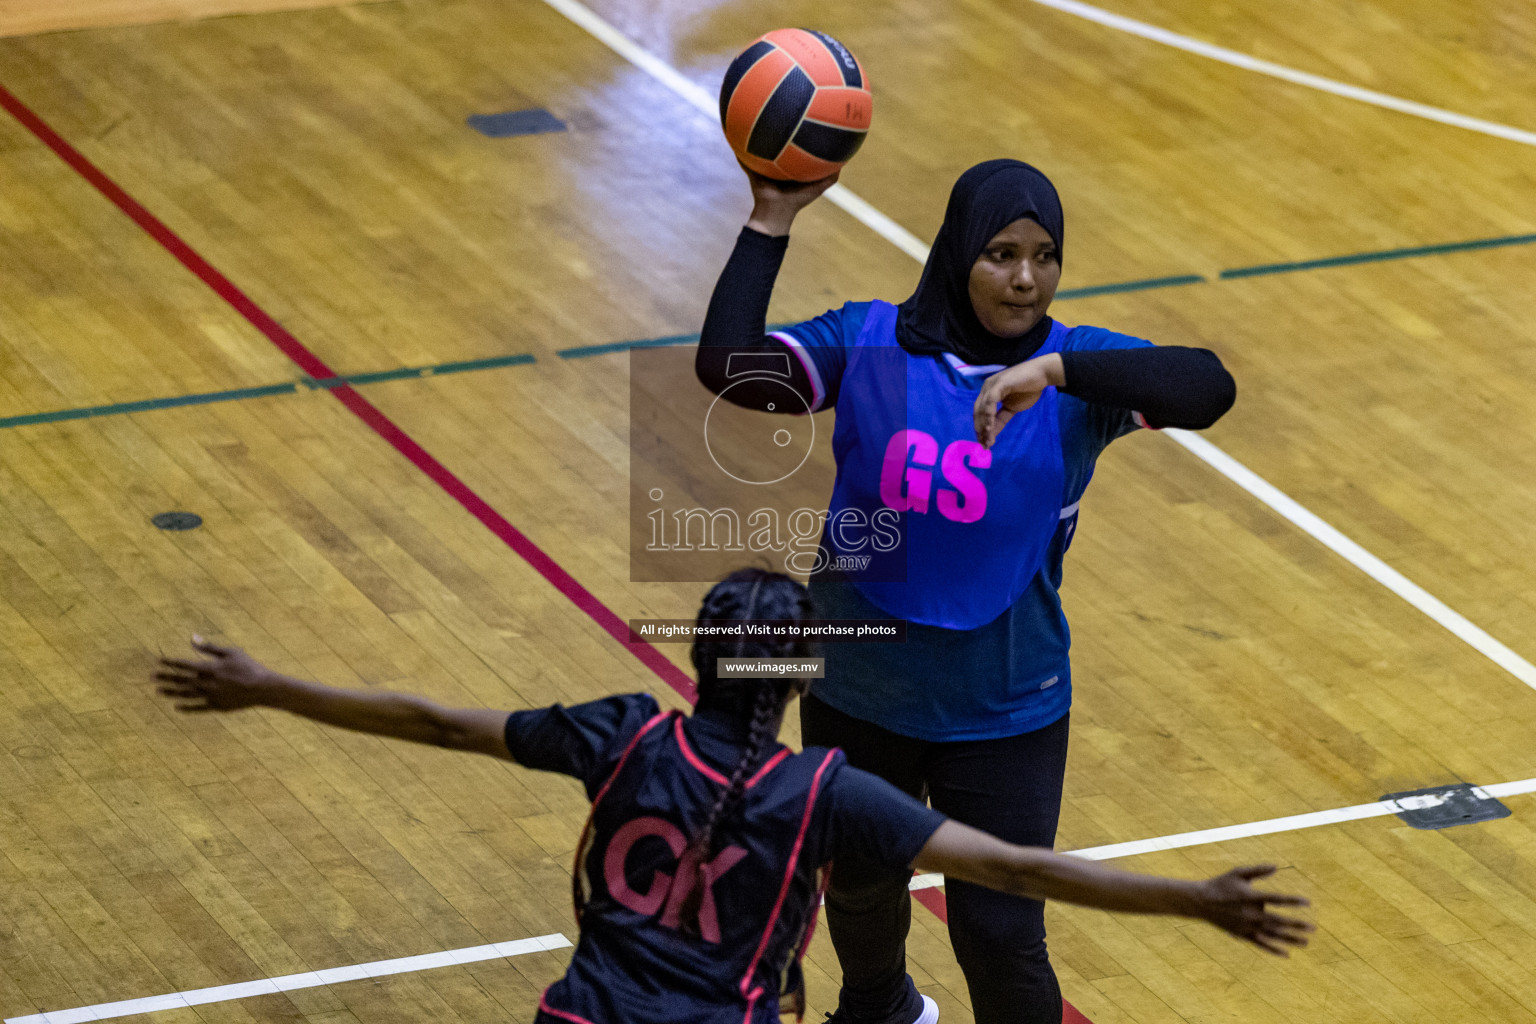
[802,691,1071,1024]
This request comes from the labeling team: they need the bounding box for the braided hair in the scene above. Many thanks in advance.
[674,568,816,935]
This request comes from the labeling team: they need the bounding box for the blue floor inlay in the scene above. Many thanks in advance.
[467,108,568,138]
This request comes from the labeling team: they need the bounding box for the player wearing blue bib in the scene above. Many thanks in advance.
[696,161,1238,1024]
[157,571,1308,1024]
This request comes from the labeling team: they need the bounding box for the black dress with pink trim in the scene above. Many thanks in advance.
[503,693,945,1024]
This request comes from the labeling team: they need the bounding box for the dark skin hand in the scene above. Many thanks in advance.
[972,353,1066,449]
[742,163,840,236]
[157,637,515,759]
[1198,865,1316,955]
[158,637,270,710]
[916,822,1314,956]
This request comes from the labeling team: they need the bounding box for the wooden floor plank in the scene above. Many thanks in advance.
[3,1,1536,1022]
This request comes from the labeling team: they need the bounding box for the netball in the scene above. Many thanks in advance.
[719,28,873,181]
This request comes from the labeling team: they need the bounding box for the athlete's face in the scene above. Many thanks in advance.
[967,217,1061,339]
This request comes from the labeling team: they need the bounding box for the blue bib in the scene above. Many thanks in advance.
[823,301,1066,629]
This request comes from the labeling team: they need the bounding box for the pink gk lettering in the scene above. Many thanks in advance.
[603,816,748,943]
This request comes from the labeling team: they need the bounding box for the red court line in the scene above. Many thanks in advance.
[4,80,1094,1023]
[0,82,695,704]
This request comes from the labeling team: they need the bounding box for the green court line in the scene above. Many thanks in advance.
[5,225,1532,432]
[0,383,300,429]
[0,356,537,431]
[1221,232,1536,279]
[309,367,423,387]
[556,332,704,359]
[556,326,800,360]
[1056,274,1205,299]
[429,352,538,375]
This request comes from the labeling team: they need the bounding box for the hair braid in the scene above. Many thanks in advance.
[672,568,815,937]
[675,679,788,935]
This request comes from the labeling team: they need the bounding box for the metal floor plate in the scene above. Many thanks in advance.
[1381,783,1512,830]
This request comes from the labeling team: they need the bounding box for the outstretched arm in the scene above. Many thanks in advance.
[156,638,514,761]
[913,820,1312,956]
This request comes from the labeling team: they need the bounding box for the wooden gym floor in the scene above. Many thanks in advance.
[2,0,1536,1021]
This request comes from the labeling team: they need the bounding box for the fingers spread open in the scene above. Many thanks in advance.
[1263,893,1310,907]
[1250,934,1291,957]
[1234,864,1278,881]
[1266,915,1314,937]
[192,636,230,656]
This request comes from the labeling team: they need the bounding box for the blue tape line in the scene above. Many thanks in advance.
[1,355,537,431]
[556,324,800,360]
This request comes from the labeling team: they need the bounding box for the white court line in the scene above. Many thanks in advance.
[539,0,1536,694]
[2,933,573,1024]
[1026,0,1536,149]
[17,784,1530,1024]
[906,775,1536,887]
[1167,430,1536,689]
[19,782,1532,1024]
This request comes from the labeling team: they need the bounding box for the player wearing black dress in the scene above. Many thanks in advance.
[156,570,1309,1024]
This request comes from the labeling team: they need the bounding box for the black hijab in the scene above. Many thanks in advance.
[895,159,1064,366]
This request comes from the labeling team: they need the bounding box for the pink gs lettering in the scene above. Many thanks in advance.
[937,440,990,523]
[879,429,938,513]
[878,430,991,523]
